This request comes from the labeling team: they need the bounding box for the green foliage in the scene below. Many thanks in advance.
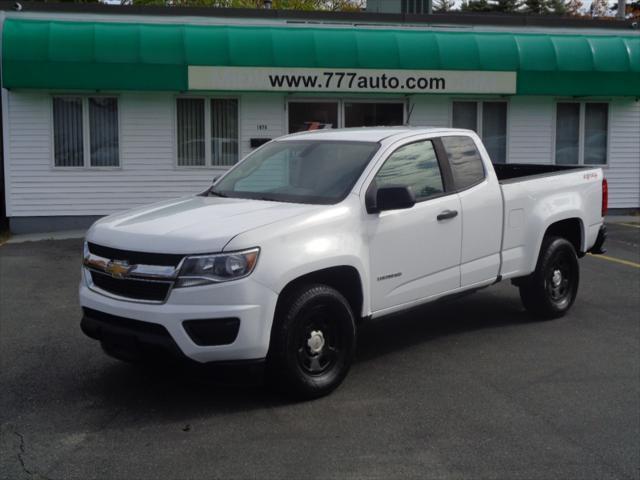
[547,0,566,14]
[461,0,492,12]
[589,0,608,15]
[433,0,456,11]
[565,0,583,15]
[462,0,522,12]
[492,0,521,12]
[523,0,550,13]
[131,0,363,10]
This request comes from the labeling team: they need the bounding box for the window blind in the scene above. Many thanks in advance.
[53,97,84,167]
[211,99,239,166]
[482,102,507,164]
[584,103,608,165]
[452,102,478,132]
[177,98,206,166]
[555,103,581,165]
[89,97,119,167]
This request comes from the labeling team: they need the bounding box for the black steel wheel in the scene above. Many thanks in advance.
[519,236,580,319]
[268,284,356,399]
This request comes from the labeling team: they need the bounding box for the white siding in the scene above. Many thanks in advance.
[409,96,450,127]
[507,97,554,164]
[607,100,640,209]
[239,93,285,158]
[4,92,639,216]
[4,91,284,217]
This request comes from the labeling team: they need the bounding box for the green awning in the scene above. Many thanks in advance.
[3,18,639,95]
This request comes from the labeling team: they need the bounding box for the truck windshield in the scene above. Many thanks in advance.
[210,140,380,204]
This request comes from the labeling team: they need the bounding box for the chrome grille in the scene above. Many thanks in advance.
[84,243,184,303]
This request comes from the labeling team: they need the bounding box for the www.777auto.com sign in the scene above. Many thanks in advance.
[188,66,517,94]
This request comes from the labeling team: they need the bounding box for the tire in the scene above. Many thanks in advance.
[267,284,357,399]
[519,236,580,319]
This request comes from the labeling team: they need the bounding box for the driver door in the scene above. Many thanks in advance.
[366,138,462,313]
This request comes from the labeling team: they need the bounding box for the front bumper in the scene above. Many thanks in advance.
[79,269,279,364]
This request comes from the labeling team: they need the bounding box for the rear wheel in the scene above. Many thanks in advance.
[268,284,356,399]
[519,236,580,319]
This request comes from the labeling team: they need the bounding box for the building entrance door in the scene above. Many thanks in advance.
[287,100,405,133]
[344,102,404,127]
[288,102,338,133]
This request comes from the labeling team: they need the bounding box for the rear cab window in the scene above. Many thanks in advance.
[440,136,486,191]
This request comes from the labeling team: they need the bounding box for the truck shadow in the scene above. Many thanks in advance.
[76,287,531,419]
[355,288,530,364]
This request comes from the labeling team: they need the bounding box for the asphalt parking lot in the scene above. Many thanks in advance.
[1,222,638,480]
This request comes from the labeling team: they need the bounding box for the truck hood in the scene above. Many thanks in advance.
[87,195,322,254]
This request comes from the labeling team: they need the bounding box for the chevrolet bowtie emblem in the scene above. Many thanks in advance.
[105,260,131,279]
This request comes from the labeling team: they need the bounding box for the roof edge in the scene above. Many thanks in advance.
[0,1,637,31]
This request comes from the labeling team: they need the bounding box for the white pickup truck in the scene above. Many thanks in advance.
[80,127,608,398]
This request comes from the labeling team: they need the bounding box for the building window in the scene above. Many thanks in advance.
[53,97,84,167]
[211,99,239,167]
[176,98,239,167]
[555,103,580,165]
[52,97,118,168]
[89,98,119,167]
[555,102,608,166]
[451,101,507,164]
[53,96,119,168]
[177,98,206,167]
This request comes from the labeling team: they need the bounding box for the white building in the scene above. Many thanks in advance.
[1,4,638,233]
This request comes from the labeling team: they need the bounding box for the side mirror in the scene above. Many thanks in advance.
[366,185,416,213]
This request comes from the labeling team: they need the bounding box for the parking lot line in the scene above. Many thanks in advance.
[588,253,640,268]
[617,222,640,229]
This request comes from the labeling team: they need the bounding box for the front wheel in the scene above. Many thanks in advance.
[519,236,580,319]
[267,284,356,399]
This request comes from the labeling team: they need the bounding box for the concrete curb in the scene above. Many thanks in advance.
[5,229,86,244]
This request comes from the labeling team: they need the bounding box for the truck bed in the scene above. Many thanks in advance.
[494,163,590,183]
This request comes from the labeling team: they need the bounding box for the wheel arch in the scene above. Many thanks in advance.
[274,265,366,323]
[542,217,584,255]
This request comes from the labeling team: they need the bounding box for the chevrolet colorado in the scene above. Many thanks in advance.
[80,127,608,398]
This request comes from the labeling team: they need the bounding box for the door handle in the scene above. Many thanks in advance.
[437,209,458,221]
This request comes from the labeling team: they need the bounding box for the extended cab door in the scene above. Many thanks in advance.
[365,138,462,314]
[440,135,503,287]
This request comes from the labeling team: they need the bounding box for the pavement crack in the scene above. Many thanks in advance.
[14,430,35,477]
[11,430,53,480]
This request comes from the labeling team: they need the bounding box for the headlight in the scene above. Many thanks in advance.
[175,248,260,288]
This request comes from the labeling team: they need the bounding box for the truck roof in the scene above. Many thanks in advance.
[280,127,470,143]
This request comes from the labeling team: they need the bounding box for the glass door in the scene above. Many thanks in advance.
[288,101,339,133]
[344,102,405,127]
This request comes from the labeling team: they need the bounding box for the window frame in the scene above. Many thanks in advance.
[449,99,509,164]
[50,94,121,170]
[174,95,241,169]
[365,137,453,205]
[341,98,407,129]
[552,100,610,167]
[285,97,407,134]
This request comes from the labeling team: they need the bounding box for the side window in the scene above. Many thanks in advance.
[441,136,485,191]
[375,140,444,201]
